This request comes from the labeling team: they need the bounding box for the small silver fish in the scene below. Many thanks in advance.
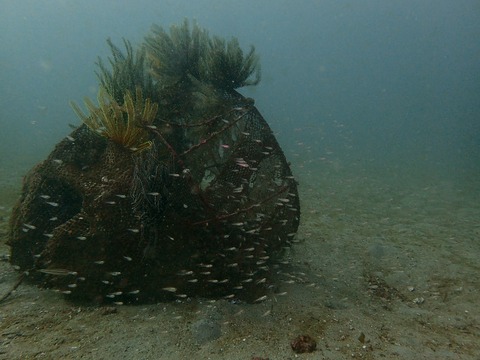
[38,268,77,276]
[254,295,268,303]
[162,287,177,293]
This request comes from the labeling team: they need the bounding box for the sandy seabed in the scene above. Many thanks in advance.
[0,162,479,360]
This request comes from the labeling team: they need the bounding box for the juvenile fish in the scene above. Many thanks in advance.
[38,268,77,276]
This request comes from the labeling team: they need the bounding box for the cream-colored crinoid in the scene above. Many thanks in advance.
[71,87,158,152]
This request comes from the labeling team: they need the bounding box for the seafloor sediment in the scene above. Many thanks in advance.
[0,162,479,359]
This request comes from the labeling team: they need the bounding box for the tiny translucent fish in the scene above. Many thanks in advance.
[40,195,51,199]
[76,236,87,241]
[66,135,75,141]
[38,268,77,276]
[116,194,127,198]
[146,125,157,129]
[127,228,139,233]
[62,290,72,294]
[109,271,121,276]
[162,287,177,293]
[169,173,180,177]
[147,192,160,196]
[101,280,110,284]
[113,302,123,305]
[256,277,267,284]
[220,144,230,149]
[236,162,249,168]
[254,295,268,303]
[176,294,188,298]
[45,201,59,207]
[128,290,140,294]
[232,222,244,226]
[187,279,198,283]
[68,283,77,288]
[105,201,116,205]
[94,260,105,265]
[50,217,58,221]
[43,233,54,238]
[23,223,36,230]
[52,159,63,164]
[262,310,272,317]
[177,270,193,276]
[123,256,132,261]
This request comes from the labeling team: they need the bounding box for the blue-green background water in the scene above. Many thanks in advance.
[1,2,480,358]
[1,0,479,185]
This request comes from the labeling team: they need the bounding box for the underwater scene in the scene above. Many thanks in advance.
[0,0,479,359]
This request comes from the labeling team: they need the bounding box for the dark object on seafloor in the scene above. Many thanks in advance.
[7,20,299,304]
[290,335,317,353]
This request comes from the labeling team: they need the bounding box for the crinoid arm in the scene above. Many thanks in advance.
[200,36,261,90]
[144,19,209,85]
[70,87,158,151]
[95,38,156,105]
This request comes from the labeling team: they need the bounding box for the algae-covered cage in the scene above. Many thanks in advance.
[7,20,300,304]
